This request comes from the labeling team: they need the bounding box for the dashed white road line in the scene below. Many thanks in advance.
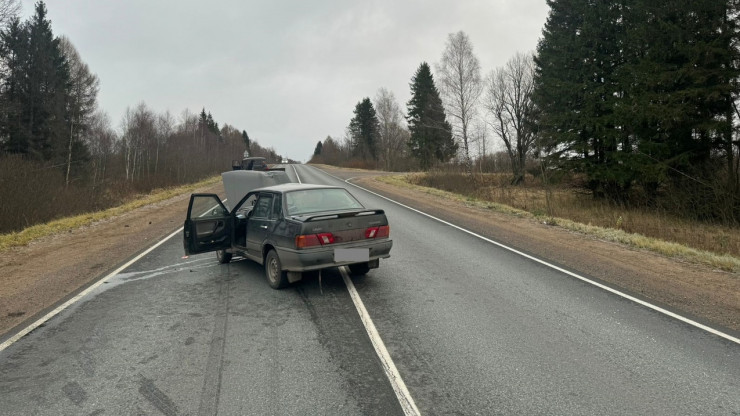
[308,165,740,346]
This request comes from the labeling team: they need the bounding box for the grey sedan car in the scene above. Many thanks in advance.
[183,171,392,289]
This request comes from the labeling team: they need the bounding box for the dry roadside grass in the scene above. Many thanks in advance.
[0,176,221,253]
[380,173,740,273]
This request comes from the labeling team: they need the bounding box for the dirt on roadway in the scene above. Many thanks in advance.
[1,166,738,343]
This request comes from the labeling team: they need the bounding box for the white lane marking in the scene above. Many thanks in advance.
[297,162,421,414]
[339,267,421,416]
[0,226,185,353]
[310,166,740,346]
[292,164,302,184]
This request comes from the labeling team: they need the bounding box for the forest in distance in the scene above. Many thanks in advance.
[312,0,740,226]
[1,0,739,236]
[0,2,289,234]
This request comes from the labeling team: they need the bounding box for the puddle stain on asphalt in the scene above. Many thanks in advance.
[62,381,88,406]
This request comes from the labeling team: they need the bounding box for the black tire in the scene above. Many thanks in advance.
[348,262,371,276]
[216,249,232,264]
[265,250,289,289]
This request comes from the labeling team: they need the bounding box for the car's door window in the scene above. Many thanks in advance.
[189,195,227,219]
[252,194,274,219]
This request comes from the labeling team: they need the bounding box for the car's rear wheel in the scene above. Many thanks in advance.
[348,262,370,276]
[265,250,289,289]
[216,249,232,264]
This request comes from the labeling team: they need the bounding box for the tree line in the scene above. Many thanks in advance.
[0,1,284,233]
[312,0,740,223]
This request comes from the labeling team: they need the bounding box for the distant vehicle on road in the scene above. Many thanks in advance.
[183,170,393,289]
[232,157,286,172]
[232,157,267,171]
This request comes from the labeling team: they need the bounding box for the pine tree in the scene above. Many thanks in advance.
[0,2,69,161]
[313,140,322,156]
[534,0,632,198]
[535,0,738,203]
[0,17,28,154]
[620,0,737,192]
[26,1,69,162]
[348,97,379,161]
[406,62,456,169]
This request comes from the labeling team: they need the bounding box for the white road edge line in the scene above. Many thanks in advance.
[340,267,421,416]
[0,226,184,353]
[310,165,740,346]
[294,164,421,414]
[291,164,302,184]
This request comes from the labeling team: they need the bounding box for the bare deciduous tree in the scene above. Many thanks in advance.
[436,31,482,174]
[485,52,536,184]
[0,0,20,30]
[374,88,408,171]
[85,109,116,188]
[59,36,99,186]
[155,111,174,174]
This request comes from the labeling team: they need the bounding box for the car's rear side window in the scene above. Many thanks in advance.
[285,188,363,216]
[252,194,274,218]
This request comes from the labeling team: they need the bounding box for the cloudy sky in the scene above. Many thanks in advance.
[20,0,550,162]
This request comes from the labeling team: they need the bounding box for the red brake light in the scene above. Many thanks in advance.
[296,233,335,248]
[377,225,389,238]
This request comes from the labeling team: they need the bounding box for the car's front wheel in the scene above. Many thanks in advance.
[348,262,371,276]
[265,250,289,289]
[216,249,232,264]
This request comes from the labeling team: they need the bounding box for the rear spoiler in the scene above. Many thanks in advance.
[303,209,385,222]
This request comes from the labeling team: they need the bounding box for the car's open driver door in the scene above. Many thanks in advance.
[183,194,232,255]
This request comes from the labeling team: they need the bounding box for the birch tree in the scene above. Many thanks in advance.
[59,36,99,186]
[436,31,482,174]
[374,88,407,170]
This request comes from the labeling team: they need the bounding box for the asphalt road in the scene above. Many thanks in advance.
[1,164,738,415]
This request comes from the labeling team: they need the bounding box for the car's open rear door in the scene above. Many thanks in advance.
[183,194,232,255]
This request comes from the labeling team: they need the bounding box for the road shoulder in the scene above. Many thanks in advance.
[0,182,225,339]
[319,165,740,335]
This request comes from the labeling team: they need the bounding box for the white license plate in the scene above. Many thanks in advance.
[334,248,370,262]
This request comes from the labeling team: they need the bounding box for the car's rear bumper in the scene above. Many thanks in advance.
[276,239,392,272]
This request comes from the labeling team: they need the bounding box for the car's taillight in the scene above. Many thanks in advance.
[317,233,335,245]
[296,234,320,248]
[365,225,389,239]
[296,233,335,248]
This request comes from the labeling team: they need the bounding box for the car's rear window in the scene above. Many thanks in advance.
[285,188,364,216]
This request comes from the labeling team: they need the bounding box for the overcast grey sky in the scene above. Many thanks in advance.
[20,1,550,161]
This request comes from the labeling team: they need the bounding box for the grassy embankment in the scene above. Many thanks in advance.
[376,173,740,273]
[0,176,221,252]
